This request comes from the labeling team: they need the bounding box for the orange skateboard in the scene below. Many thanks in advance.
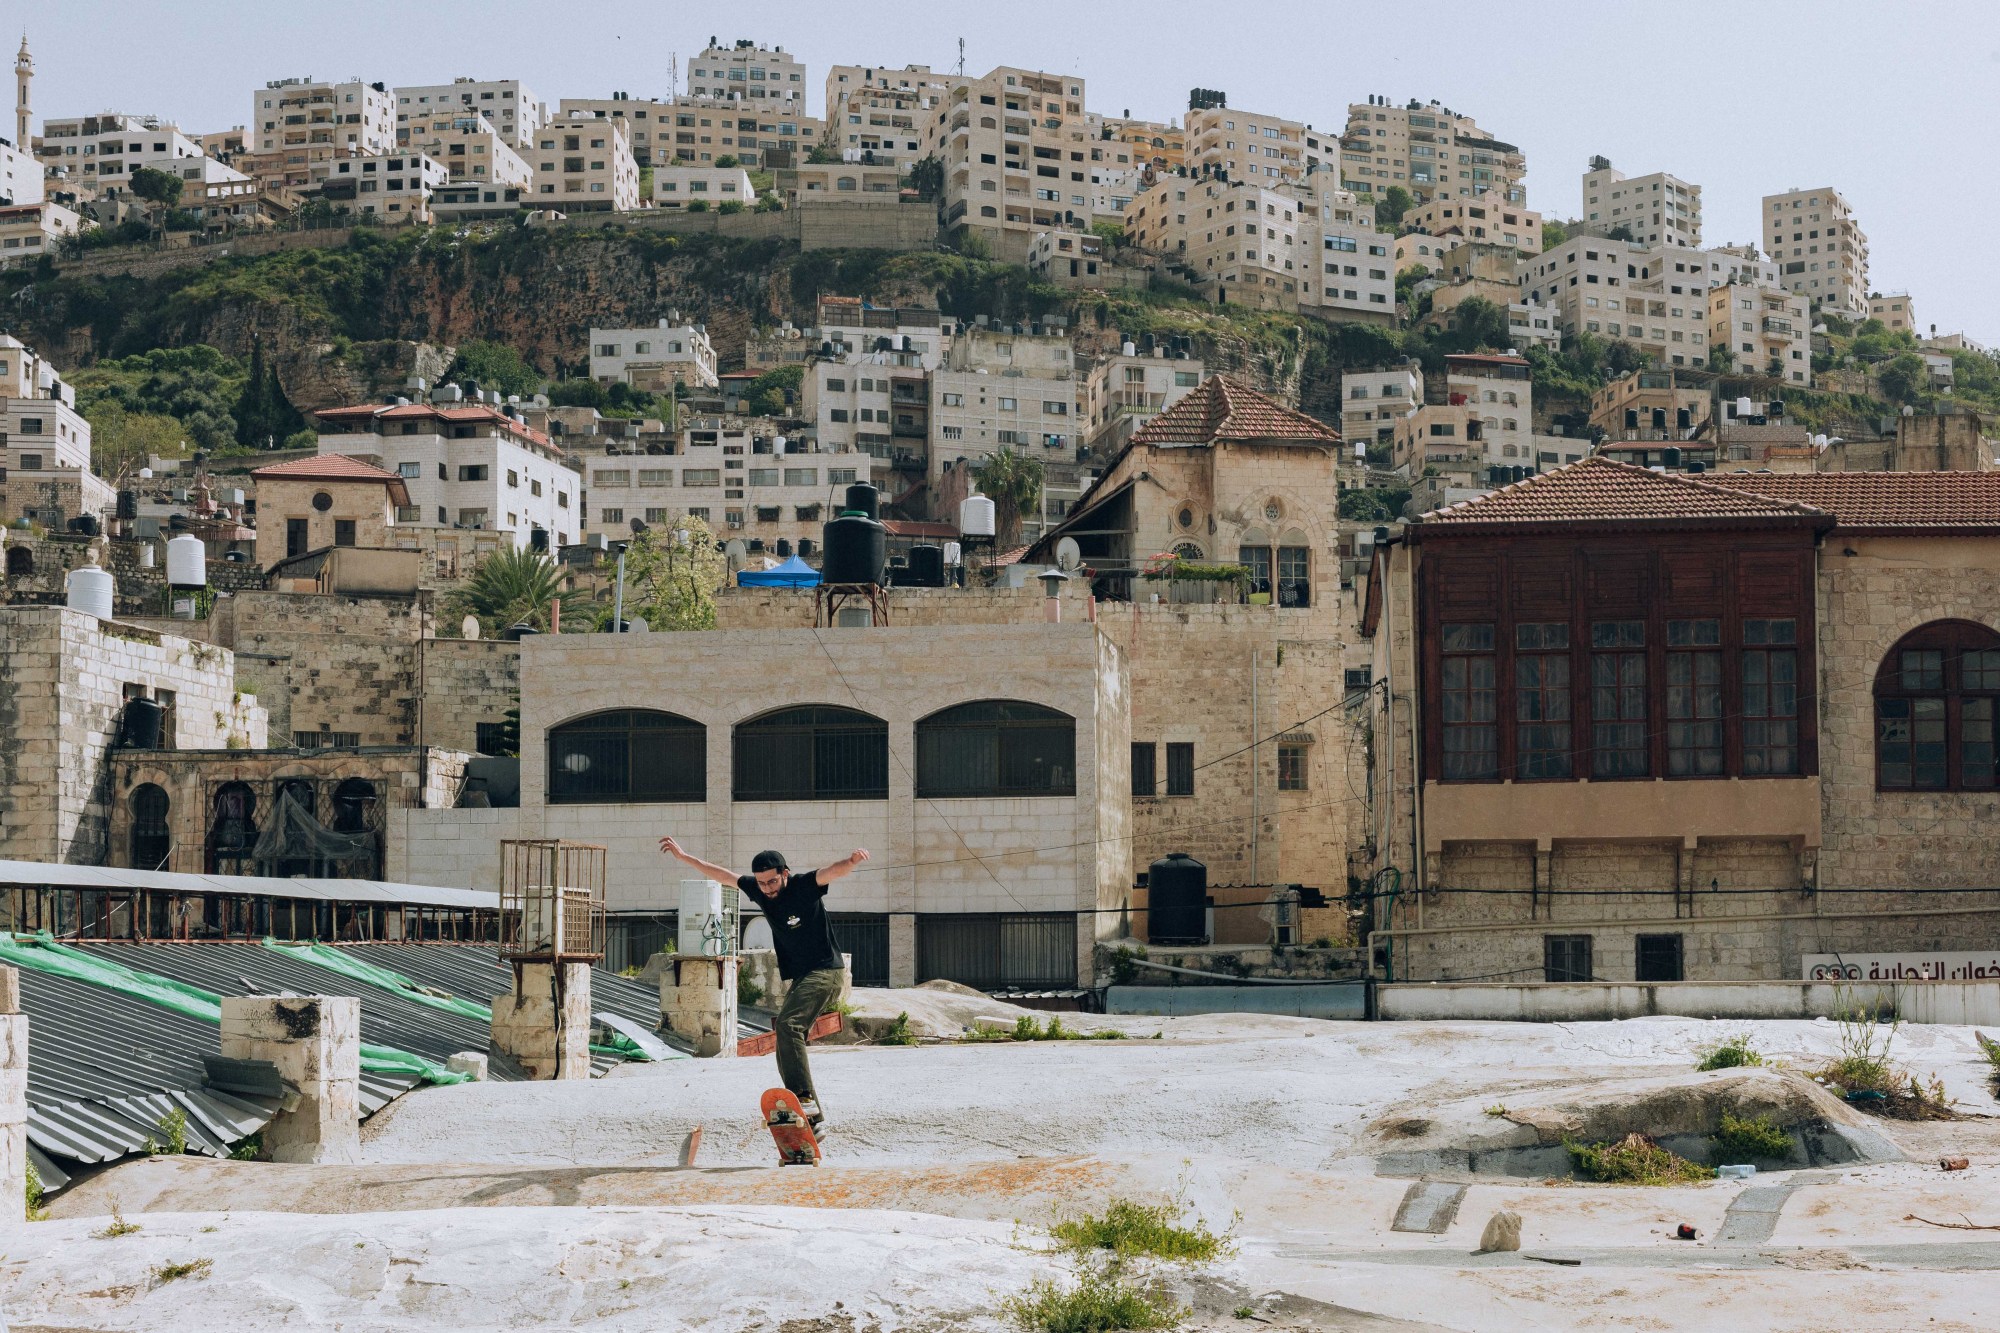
[761,1088,821,1166]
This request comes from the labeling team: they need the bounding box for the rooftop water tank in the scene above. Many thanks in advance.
[65,563,114,620]
[822,494,886,586]
[1148,852,1208,946]
[906,543,945,587]
[165,533,206,589]
[121,695,164,749]
[842,481,881,520]
[1735,396,1754,418]
[958,493,996,539]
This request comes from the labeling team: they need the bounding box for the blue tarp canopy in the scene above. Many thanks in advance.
[736,554,821,587]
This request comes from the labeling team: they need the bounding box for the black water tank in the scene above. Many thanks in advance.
[1663,446,1683,469]
[822,488,887,585]
[501,622,541,642]
[843,481,881,520]
[907,543,945,587]
[775,538,792,557]
[1148,852,1207,946]
[68,514,100,536]
[116,490,139,520]
[122,696,164,749]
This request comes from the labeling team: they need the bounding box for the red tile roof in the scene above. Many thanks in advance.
[315,402,558,452]
[250,453,411,504]
[1416,456,1830,531]
[1700,470,2000,533]
[1130,376,1340,446]
[882,520,957,539]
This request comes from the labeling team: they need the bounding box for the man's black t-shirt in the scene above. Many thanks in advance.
[738,870,844,981]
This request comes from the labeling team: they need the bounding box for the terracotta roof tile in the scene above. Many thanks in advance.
[1701,470,2000,532]
[1417,456,1828,528]
[315,401,558,452]
[1130,376,1339,446]
[250,454,404,484]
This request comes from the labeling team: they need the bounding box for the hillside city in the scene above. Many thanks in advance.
[2,21,2000,1333]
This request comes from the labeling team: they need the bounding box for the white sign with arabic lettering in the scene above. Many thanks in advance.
[1803,952,2000,983]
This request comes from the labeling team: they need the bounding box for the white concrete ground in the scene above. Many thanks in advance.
[9,1002,2000,1331]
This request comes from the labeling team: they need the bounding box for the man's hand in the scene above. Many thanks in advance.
[815,848,871,887]
[848,848,870,867]
[659,835,686,860]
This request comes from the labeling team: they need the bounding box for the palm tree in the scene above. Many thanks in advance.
[972,448,1044,548]
[445,545,565,634]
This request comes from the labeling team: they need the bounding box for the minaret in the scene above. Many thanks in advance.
[13,36,29,150]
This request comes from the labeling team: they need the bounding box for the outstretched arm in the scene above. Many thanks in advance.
[658,835,739,885]
[813,848,871,887]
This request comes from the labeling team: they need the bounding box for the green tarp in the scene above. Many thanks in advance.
[0,932,467,1086]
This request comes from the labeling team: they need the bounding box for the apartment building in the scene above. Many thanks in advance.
[1341,366,1422,445]
[1124,174,1302,311]
[556,95,669,166]
[589,320,718,391]
[923,65,1089,263]
[783,160,901,202]
[649,164,755,209]
[1089,111,1184,171]
[825,64,957,168]
[1184,95,1308,183]
[1588,368,1712,444]
[531,113,639,212]
[0,334,113,529]
[35,112,248,192]
[1402,197,1542,254]
[1763,186,1870,317]
[1517,237,1710,368]
[402,111,531,187]
[1581,156,1701,247]
[583,417,873,550]
[312,151,448,224]
[394,78,545,149]
[804,306,946,464]
[1083,347,1207,453]
[1304,196,1398,324]
[1709,281,1812,384]
[252,77,395,165]
[1029,229,1137,289]
[1869,292,1918,334]
[686,40,807,112]
[0,201,78,266]
[0,137,35,206]
[1340,96,1525,205]
[679,40,817,167]
[929,325,1077,508]
[314,395,579,549]
[1390,354,1576,478]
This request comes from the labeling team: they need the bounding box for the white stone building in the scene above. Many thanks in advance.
[583,427,872,551]
[1581,155,1702,247]
[1710,280,1812,384]
[403,112,531,187]
[312,152,448,223]
[1763,186,1870,317]
[1517,237,1710,369]
[0,333,112,527]
[555,95,670,166]
[589,320,719,391]
[531,113,639,212]
[649,165,755,210]
[252,77,395,162]
[928,326,1078,494]
[1082,348,1207,452]
[313,397,580,549]
[35,112,248,193]
[1340,366,1421,446]
[824,63,956,169]
[395,78,546,149]
[921,65,1089,262]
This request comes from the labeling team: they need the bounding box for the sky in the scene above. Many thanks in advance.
[25,1,2000,343]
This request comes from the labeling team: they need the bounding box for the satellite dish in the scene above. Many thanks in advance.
[460,614,482,640]
[725,539,748,562]
[1055,536,1082,571]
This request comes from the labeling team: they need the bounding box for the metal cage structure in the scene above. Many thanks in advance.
[499,839,607,966]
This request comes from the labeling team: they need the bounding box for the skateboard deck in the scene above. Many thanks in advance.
[761,1088,821,1166]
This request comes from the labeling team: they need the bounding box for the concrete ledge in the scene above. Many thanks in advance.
[1105,983,1367,1019]
[1376,980,2000,1025]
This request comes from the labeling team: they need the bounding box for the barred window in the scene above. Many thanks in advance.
[734,706,887,801]
[916,701,1075,798]
[549,710,706,804]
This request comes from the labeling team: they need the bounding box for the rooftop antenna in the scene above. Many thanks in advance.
[955,38,965,77]
[668,52,678,100]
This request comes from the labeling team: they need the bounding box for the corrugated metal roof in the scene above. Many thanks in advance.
[0,858,499,910]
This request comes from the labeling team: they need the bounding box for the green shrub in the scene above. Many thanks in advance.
[1004,1259,1183,1333]
[878,1011,918,1046]
[1013,1014,1045,1041]
[1713,1113,1792,1159]
[1049,1197,1232,1262]
[1978,1031,2000,1094]
[717,201,745,216]
[150,1258,213,1284]
[25,1163,46,1221]
[146,1107,188,1156]
[737,973,765,1008]
[1566,1133,1716,1185]
[227,1133,263,1162]
[1695,1035,1765,1071]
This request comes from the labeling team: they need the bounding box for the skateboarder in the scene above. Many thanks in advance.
[658,836,868,1131]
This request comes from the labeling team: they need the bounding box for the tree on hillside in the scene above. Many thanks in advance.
[744,364,803,417]
[88,407,186,479]
[128,166,183,234]
[603,517,728,632]
[1878,352,1927,406]
[233,339,304,449]
[904,155,943,200]
[1540,221,1568,251]
[445,546,566,635]
[1443,297,1512,353]
[972,448,1044,548]
[1374,185,1414,231]
[446,341,543,399]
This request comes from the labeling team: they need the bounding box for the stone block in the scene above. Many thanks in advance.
[446,1051,489,1081]
[491,961,592,1079]
[0,965,16,1014]
[662,954,738,1058]
[219,995,359,1165]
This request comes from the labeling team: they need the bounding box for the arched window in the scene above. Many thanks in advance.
[331,778,378,832]
[208,781,257,874]
[734,706,887,801]
[131,784,171,870]
[1876,620,2000,791]
[548,710,705,804]
[916,701,1076,798]
[4,546,31,577]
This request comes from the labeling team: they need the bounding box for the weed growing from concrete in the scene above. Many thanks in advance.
[1484,1104,1509,1117]
[1976,1032,2000,1096]
[1713,1113,1792,1159]
[1049,1197,1234,1263]
[145,1107,188,1156]
[92,1200,142,1239]
[227,1133,262,1162]
[737,973,766,1008]
[1815,992,1957,1119]
[878,1012,919,1046]
[1003,1257,1183,1333]
[25,1164,46,1221]
[1565,1133,1716,1185]
[149,1258,213,1285]
[1695,1035,1766,1071]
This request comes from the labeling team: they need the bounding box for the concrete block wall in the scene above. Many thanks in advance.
[389,805,520,890]
[219,994,360,1164]
[417,638,520,753]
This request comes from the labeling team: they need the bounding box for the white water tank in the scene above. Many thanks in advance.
[1735,396,1754,418]
[165,534,206,589]
[959,493,996,539]
[66,564,114,620]
[678,877,724,955]
[139,544,156,569]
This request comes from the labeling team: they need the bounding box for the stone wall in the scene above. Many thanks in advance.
[0,607,265,865]
[388,805,520,891]
[197,591,431,748]
[416,638,520,754]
